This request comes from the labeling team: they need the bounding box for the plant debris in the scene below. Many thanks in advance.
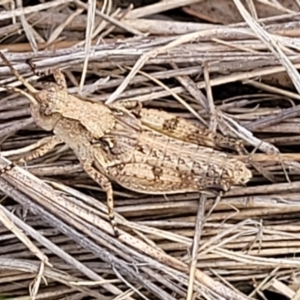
[1,1,300,299]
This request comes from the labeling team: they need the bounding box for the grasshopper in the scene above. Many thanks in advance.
[0,52,252,236]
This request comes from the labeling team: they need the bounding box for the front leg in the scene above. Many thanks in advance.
[17,135,64,164]
[52,69,68,90]
[1,135,64,173]
[27,59,67,91]
[0,135,64,221]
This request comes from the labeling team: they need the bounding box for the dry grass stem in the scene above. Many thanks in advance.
[1,1,300,299]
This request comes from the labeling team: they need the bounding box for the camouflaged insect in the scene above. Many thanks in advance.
[0,52,252,236]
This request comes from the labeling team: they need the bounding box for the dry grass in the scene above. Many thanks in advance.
[1,0,300,299]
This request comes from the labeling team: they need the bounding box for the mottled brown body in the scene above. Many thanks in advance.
[0,52,252,235]
[99,125,250,194]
